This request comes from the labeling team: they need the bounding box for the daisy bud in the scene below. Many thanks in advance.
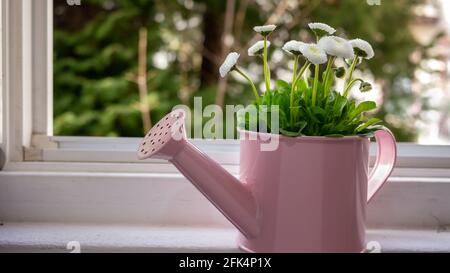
[219,52,240,78]
[359,81,372,92]
[334,67,346,78]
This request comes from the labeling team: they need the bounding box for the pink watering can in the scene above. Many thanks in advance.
[137,109,397,253]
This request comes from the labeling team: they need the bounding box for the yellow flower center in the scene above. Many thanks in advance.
[309,46,320,54]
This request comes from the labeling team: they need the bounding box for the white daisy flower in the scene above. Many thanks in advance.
[253,24,277,35]
[282,40,306,55]
[308,22,336,36]
[248,40,271,56]
[300,43,328,65]
[350,39,374,59]
[219,52,240,78]
[318,36,354,59]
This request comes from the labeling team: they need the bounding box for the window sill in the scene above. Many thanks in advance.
[0,222,448,253]
[1,168,450,228]
[37,136,450,168]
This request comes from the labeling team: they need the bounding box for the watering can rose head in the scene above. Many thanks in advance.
[220,22,382,138]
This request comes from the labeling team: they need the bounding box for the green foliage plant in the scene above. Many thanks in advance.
[220,22,383,137]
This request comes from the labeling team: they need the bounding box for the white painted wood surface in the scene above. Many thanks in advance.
[0,223,448,253]
[1,170,449,229]
[2,0,30,161]
[37,137,450,169]
[31,0,53,136]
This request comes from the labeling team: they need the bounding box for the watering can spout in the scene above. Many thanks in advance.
[170,142,259,237]
[137,110,259,238]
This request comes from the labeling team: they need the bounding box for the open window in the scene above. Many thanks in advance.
[1,0,450,232]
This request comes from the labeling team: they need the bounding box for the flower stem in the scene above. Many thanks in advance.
[323,56,336,98]
[343,78,363,97]
[293,62,310,88]
[312,64,319,107]
[263,36,271,92]
[292,55,299,85]
[291,62,311,120]
[290,55,299,129]
[235,67,260,104]
[344,57,359,97]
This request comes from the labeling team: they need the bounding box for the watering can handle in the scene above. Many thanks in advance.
[367,129,397,203]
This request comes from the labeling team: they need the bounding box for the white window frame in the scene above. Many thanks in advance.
[1,0,450,230]
[1,0,52,163]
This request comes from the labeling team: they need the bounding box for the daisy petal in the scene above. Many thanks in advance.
[308,22,336,36]
[350,39,375,59]
[282,40,306,55]
[248,40,270,56]
[253,24,277,35]
[318,36,354,59]
[219,52,240,78]
[300,43,328,65]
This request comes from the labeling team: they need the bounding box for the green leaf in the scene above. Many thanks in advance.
[304,107,320,123]
[280,121,307,137]
[275,80,291,93]
[346,101,356,115]
[325,134,345,138]
[278,108,289,130]
[295,121,307,133]
[355,118,382,133]
[357,131,377,137]
[349,101,376,120]
[280,129,301,137]
[333,95,348,117]
[296,78,308,92]
[312,106,326,121]
[261,90,272,106]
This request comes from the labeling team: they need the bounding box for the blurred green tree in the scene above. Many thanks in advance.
[54,0,186,136]
[54,0,434,141]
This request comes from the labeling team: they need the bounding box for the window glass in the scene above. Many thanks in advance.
[53,0,450,144]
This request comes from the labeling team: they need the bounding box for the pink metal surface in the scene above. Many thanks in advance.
[137,109,259,238]
[138,110,397,253]
[237,129,396,252]
[367,129,397,203]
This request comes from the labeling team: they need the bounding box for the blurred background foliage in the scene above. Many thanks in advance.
[54,0,447,141]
